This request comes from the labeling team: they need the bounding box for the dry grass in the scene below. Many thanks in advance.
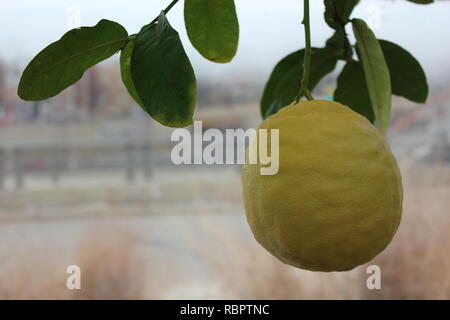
[0,226,160,299]
[0,164,449,299]
[360,169,450,299]
[0,248,66,299]
[197,215,360,300]
[201,163,450,300]
[70,226,146,299]
[206,239,360,300]
[207,239,307,299]
[362,221,450,299]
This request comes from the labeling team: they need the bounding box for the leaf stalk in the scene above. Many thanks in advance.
[149,0,180,26]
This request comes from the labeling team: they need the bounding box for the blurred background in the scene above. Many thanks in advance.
[0,0,449,299]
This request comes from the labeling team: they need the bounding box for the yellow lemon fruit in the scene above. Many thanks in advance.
[242,100,402,272]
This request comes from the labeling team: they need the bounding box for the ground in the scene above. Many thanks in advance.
[0,164,448,299]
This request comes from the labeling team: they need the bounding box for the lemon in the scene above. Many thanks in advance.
[242,100,402,272]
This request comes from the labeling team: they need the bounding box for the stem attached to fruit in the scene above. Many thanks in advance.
[295,0,314,102]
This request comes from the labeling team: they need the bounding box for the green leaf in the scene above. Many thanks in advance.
[261,47,339,118]
[184,0,239,63]
[324,0,360,30]
[325,32,353,60]
[120,40,143,107]
[407,0,433,4]
[18,19,128,101]
[379,40,428,103]
[334,60,375,123]
[352,18,391,135]
[131,12,196,128]
[326,32,346,51]
[261,50,302,118]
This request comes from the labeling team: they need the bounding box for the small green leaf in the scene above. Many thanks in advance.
[261,50,302,118]
[184,0,239,63]
[261,47,339,118]
[131,12,196,128]
[352,18,391,135]
[18,19,128,101]
[379,40,428,103]
[407,0,433,4]
[120,40,143,107]
[334,60,375,123]
[324,0,360,30]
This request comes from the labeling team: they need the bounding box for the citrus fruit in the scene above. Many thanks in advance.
[242,100,402,272]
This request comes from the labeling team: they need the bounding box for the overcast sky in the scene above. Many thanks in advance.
[1,0,449,81]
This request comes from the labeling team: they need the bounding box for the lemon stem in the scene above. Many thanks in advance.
[296,0,314,102]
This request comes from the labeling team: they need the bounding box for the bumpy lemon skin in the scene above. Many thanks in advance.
[242,100,403,272]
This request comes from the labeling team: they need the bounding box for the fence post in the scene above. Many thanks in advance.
[0,149,4,190]
[142,142,152,180]
[50,145,62,185]
[125,142,135,183]
[14,147,24,190]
